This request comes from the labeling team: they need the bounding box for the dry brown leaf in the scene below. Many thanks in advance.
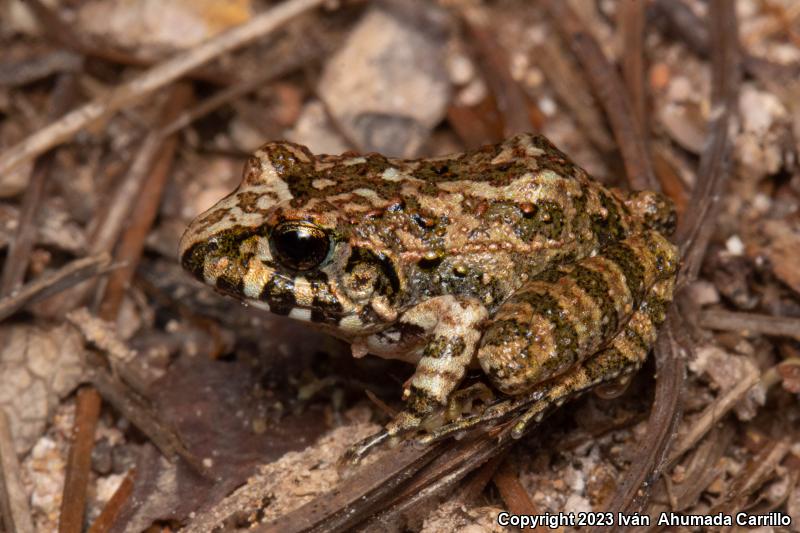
[0,323,85,454]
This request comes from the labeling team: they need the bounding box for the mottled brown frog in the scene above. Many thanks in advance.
[179,134,679,459]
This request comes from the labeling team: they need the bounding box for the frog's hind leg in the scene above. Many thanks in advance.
[415,331,646,446]
[418,277,675,445]
[477,229,678,398]
[509,277,674,438]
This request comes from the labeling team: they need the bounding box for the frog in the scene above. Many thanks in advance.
[179,133,679,460]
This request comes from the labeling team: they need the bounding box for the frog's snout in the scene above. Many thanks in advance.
[178,234,209,281]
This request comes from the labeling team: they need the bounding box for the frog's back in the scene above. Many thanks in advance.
[261,134,652,310]
[366,134,648,309]
[396,133,584,187]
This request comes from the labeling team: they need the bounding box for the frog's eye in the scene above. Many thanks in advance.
[269,222,331,271]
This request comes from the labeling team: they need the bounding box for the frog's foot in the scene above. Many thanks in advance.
[414,388,537,445]
[445,382,495,422]
[343,384,497,463]
[343,410,426,464]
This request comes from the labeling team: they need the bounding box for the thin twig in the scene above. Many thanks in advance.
[50,113,182,314]
[666,365,760,467]
[493,458,542,528]
[25,0,235,85]
[460,7,539,136]
[159,16,340,137]
[698,309,800,340]
[651,144,690,217]
[650,0,709,57]
[619,0,647,131]
[596,0,741,523]
[162,61,306,138]
[667,423,734,512]
[87,469,135,533]
[709,438,791,514]
[651,0,793,82]
[97,83,193,320]
[0,50,81,87]
[1,74,79,296]
[0,151,52,294]
[58,387,102,533]
[674,0,741,282]
[0,0,326,176]
[0,254,113,323]
[89,137,163,257]
[594,313,685,530]
[543,0,657,191]
[531,40,614,152]
[65,308,146,394]
[356,428,512,532]
[0,409,35,533]
[24,0,89,53]
[454,453,505,504]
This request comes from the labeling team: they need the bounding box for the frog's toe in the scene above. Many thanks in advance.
[510,402,550,439]
[343,411,425,462]
[592,373,634,399]
[342,429,390,465]
[445,382,495,422]
[415,420,473,446]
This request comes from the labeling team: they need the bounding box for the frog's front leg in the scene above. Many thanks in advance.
[399,296,488,416]
[347,296,488,461]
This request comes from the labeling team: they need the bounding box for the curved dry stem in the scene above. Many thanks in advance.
[0,0,325,177]
[593,1,741,527]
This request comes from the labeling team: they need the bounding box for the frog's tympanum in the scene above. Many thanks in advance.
[179,134,679,460]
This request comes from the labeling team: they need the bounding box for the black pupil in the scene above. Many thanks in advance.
[271,223,329,271]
